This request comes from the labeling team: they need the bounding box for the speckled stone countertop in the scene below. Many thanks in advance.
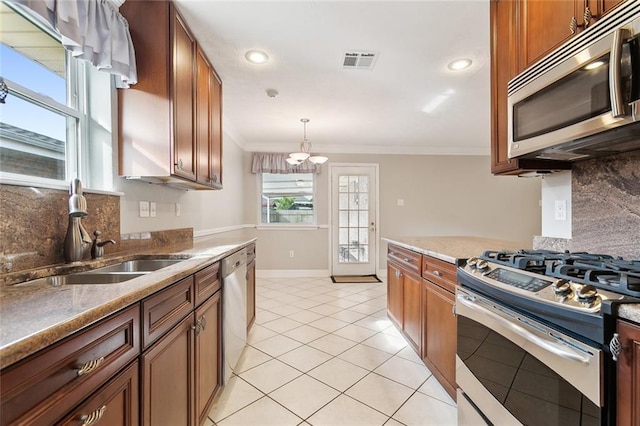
[0,234,256,370]
[618,304,640,324]
[382,236,531,264]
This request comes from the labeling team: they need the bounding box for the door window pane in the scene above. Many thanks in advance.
[338,175,370,264]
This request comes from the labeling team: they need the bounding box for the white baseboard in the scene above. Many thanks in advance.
[257,269,330,278]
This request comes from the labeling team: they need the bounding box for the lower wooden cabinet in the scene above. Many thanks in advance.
[58,360,139,426]
[616,319,640,426]
[142,313,195,426]
[386,244,457,401]
[424,280,457,398]
[195,291,222,425]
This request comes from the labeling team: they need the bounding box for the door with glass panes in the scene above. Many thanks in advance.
[330,165,378,276]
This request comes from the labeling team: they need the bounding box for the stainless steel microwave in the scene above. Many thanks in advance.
[508,2,640,161]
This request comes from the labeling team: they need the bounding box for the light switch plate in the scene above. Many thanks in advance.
[139,201,150,218]
[397,199,405,207]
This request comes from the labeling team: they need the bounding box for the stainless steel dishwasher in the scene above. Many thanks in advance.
[221,248,248,384]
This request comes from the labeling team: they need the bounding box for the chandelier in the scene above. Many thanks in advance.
[286,118,328,165]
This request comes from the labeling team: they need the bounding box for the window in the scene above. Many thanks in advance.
[0,2,112,189]
[260,173,316,225]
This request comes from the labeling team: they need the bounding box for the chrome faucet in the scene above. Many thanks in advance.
[64,178,92,262]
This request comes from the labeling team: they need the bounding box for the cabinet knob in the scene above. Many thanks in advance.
[570,16,578,34]
[80,405,106,426]
[433,270,443,277]
[212,174,218,183]
[395,270,402,279]
[175,159,184,170]
[610,332,626,361]
[76,356,105,377]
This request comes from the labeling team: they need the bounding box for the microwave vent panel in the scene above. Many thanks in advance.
[342,51,378,70]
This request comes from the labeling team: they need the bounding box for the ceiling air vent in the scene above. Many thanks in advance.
[342,51,378,70]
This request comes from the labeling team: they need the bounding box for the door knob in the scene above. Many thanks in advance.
[369,222,376,232]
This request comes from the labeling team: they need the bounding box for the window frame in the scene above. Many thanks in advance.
[0,2,96,190]
[257,172,318,228]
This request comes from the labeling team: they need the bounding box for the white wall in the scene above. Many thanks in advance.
[114,130,246,234]
[540,171,572,238]
[244,153,542,272]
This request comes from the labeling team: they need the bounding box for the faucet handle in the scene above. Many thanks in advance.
[91,231,115,259]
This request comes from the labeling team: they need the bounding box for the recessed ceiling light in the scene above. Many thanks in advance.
[447,58,472,71]
[245,50,269,64]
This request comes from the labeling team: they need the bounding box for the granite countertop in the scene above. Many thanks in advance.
[382,236,531,264]
[0,234,256,370]
[618,304,640,324]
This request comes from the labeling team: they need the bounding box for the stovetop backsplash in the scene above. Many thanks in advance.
[534,151,640,259]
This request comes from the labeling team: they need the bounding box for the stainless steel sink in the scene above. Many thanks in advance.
[18,272,147,287]
[89,259,183,273]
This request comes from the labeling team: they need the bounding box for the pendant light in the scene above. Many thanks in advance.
[287,118,328,165]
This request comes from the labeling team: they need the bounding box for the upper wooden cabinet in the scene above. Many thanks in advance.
[118,1,223,190]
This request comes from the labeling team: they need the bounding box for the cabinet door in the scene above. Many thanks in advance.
[387,262,404,328]
[195,46,212,186]
[402,272,422,354]
[58,361,139,426]
[172,9,196,181]
[247,260,256,330]
[141,314,195,426]
[195,291,222,425]
[209,68,223,188]
[602,0,626,15]
[616,320,640,426]
[425,281,457,400]
[520,0,578,69]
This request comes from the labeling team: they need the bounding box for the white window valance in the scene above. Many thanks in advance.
[251,152,320,174]
[12,0,137,87]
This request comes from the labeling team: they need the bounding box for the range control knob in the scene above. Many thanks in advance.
[577,285,599,306]
[466,257,478,268]
[476,259,489,272]
[552,279,572,298]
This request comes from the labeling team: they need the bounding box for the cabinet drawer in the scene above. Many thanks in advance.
[422,256,457,293]
[195,262,220,307]
[58,360,139,426]
[1,305,140,425]
[142,276,195,348]
[388,244,421,275]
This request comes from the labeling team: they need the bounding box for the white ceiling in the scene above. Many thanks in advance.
[173,0,491,156]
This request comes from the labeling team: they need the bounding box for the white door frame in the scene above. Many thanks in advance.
[328,163,380,276]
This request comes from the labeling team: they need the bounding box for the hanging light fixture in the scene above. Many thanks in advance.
[287,118,328,165]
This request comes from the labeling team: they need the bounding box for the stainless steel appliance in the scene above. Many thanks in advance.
[221,248,248,384]
[508,2,640,162]
[456,250,640,425]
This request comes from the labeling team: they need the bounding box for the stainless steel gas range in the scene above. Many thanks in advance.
[456,250,640,425]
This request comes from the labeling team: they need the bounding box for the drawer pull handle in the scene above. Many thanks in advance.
[77,357,105,377]
[403,257,410,263]
[80,405,106,426]
[433,270,442,277]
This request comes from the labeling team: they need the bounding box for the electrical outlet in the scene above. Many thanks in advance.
[554,200,567,221]
[397,199,405,207]
[289,250,294,258]
[150,202,157,217]
[175,203,181,217]
[139,201,150,218]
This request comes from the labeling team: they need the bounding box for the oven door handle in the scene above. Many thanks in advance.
[457,294,591,364]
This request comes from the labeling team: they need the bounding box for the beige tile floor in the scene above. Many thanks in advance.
[206,276,457,426]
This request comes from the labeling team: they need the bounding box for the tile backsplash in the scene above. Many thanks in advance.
[571,151,640,259]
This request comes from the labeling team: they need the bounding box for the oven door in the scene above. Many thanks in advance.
[456,287,603,425]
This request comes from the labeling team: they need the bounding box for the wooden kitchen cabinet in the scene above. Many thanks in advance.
[616,319,640,426]
[387,245,423,354]
[141,313,196,426]
[58,360,139,426]
[490,0,571,175]
[195,291,222,425]
[424,279,457,400]
[246,243,256,330]
[0,305,140,425]
[119,1,223,190]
